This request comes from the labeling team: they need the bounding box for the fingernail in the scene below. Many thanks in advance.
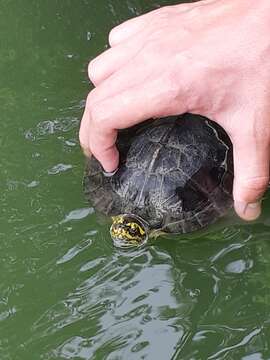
[235,201,261,221]
[103,168,119,177]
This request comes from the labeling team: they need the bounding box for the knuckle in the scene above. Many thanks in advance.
[148,6,176,30]
[156,5,173,17]
[108,27,118,44]
[185,3,204,20]
[90,103,106,127]
[239,176,269,196]
[79,132,90,157]
[89,135,114,163]
[85,89,98,108]
[88,59,98,83]
[85,92,93,108]
[78,130,85,147]
[86,91,92,104]
[88,143,99,158]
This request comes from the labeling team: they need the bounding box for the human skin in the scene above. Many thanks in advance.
[79,0,270,221]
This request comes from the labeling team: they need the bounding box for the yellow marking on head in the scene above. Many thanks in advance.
[110,215,148,247]
[126,222,146,236]
[112,216,124,225]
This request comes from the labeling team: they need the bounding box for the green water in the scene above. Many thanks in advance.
[1,1,270,359]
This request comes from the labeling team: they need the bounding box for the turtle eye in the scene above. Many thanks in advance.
[129,227,137,236]
[129,224,139,236]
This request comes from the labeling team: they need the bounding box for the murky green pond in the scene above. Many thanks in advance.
[1,1,270,359]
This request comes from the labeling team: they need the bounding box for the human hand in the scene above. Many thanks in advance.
[79,0,270,221]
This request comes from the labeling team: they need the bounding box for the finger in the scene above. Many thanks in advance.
[88,46,197,115]
[109,11,156,47]
[80,52,152,164]
[89,127,119,173]
[88,77,187,171]
[87,56,158,107]
[79,104,92,157]
[232,129,270,221]
[109,4,189,46]
[88,32,147,86]
[80,97,119,169]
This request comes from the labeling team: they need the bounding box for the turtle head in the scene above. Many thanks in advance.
[110,214,149,248]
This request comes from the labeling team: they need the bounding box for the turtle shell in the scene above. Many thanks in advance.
[83,114,234,234]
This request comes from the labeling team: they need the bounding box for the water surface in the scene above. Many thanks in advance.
[1,1,270,359]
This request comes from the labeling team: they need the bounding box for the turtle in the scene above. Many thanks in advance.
[83,113,234,248]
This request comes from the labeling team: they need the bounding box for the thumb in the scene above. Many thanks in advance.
[232,130,269,221]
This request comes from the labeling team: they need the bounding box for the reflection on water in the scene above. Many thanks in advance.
[9,224,269,360]
[1,0,270,359]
